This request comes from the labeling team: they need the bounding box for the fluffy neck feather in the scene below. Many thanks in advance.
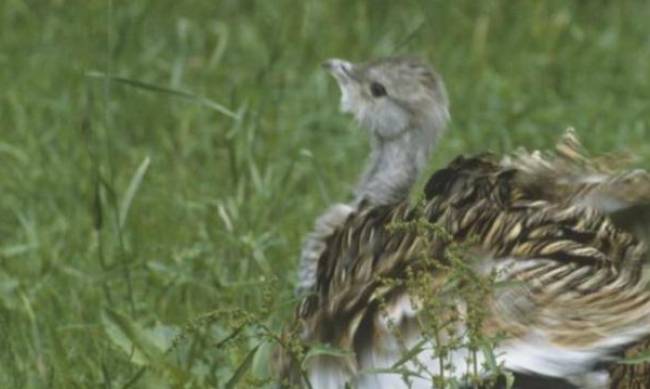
[354,113,446,206]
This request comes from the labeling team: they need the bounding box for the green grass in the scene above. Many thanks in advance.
[1,0,650,387]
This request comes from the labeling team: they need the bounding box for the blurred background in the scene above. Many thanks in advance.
[1,0,649,387]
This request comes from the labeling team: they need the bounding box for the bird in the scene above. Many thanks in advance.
[276,56,650,389]
[295,57,450,297]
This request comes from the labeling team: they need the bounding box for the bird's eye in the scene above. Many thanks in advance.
[370,82,387,97]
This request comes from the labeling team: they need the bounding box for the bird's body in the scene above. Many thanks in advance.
[279,56,650,388]
[295,57,449,296]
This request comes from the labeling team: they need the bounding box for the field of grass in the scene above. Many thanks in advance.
[1,0,650,387]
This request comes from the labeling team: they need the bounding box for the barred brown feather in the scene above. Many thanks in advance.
[277,133,650,388]
[281,55,650,388]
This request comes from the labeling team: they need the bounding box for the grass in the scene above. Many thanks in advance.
[1,0,650,387]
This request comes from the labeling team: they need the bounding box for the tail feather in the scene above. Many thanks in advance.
[502,128,650,243]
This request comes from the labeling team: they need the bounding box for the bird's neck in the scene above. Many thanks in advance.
[354,127,434,206]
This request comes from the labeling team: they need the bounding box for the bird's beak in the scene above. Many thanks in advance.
[321,58,356,84]
[322,58,358,115]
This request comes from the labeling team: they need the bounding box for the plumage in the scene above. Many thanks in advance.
[278,56,650,388]
[295,57,450,296]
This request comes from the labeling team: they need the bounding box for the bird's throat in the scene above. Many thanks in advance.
[354,128,432,206]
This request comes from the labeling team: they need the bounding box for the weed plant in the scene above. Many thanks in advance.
[1,1,650,387]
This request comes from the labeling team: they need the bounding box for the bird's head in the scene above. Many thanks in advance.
[322,56,449,143]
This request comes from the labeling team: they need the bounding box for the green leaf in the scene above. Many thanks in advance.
[148,322,180,353]
[101,309,187,382]
[390,338,429,369]
[102,309,161,366]
[358,367,427,380]
[301,344,355,369]
[224,344,261,389]
[480,340,498,373]
[619,349,650,364]
[251,340,272,379]
[102,308,190,384]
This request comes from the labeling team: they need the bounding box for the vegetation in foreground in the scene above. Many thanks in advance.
[1,0,650,387]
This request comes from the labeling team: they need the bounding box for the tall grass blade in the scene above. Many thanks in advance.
[85,71,240,119]
[224,344,260,389]
[119,157,150,230]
